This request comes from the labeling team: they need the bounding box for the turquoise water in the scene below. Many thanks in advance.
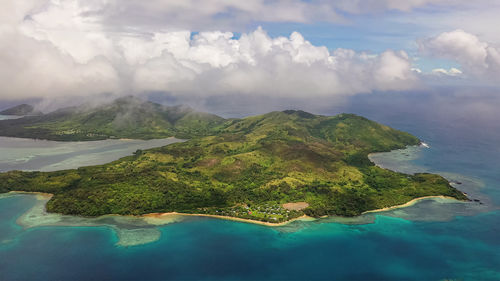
[0,137,183,172]
[1,195,499,280]
[1,94,500,280]
[0,115,22,121]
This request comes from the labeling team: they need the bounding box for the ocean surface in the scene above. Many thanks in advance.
[1,94,499,281]
[0,115,22,121]
[0,136,183,172]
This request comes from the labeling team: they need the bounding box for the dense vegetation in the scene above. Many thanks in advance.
[0,105,467,223]
[0,97,225,140]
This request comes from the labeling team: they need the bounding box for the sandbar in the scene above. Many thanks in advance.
[362,196,459,214]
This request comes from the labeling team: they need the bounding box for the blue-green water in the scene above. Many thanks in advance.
[1,195,499,280]
[0,115,23,121]
[0,137,183,172]
[1,94,499,280]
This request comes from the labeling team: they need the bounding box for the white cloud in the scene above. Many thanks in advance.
[130,28,419,97]
[419,30,500,81]
[20,0,116,64]
[431,67,462,76]
[0,29,119,99]
[0,1,420,100]
[391,2,500,46]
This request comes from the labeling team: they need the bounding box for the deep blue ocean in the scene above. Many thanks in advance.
[1,91,499,281]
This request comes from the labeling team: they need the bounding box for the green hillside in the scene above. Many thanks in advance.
[0,97,225,140]
[0,108,467,223]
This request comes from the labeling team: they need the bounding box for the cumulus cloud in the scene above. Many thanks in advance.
[129,29,418,97]
[0,0,421,101]
[419,30,500,82]
[0,30,119,98]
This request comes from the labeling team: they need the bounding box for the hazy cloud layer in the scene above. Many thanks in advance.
[52,0,474,31]
[0,1,421,100]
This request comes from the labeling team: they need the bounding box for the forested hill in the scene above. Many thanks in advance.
[0,104,40,116]
[0,108,467,222]
[0,97,226,140]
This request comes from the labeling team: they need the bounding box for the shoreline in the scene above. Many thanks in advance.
[362,195,459,214]
[7,191,53,199]
[141,212,313,227]
[6,191,461,227]
[5,191,312,227]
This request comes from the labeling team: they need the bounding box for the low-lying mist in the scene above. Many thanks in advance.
[1,86,499,133]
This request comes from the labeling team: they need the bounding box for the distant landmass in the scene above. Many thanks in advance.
[0,97,467,223]
[0,104,41,116]
[0,96,224,140]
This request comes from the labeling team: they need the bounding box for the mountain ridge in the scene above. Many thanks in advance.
[0,104,41,116]
[0,96,225,140]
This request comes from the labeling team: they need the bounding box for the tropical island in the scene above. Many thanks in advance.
[0,97,467,224]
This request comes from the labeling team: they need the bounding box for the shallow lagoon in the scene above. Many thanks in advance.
[0,136,182,172]
[0,114,22,121]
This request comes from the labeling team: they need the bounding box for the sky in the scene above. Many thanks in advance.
[0,0,499,110]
